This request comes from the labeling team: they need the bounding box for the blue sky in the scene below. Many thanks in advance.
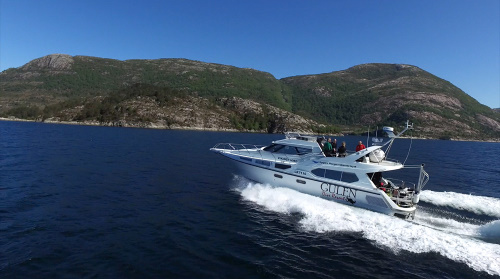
[1,0,499,108]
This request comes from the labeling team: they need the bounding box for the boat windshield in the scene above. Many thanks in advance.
[263,144,312,155]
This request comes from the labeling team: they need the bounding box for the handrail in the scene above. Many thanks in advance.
[211,143,266,158]
[212,143,266,150]
[385,177,416,189]
[402,164,425,169]
[212,142,322,164]
[417,164,429,192]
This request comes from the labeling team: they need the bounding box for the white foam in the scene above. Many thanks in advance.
[236,182,500,276]
[420,190,500,218]
[412,210,481,237]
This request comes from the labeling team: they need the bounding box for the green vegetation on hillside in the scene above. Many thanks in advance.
[1,55,499,140]
[0,56,291,111]
[282,64,500,139]
[2,105,42,119]
[75,84,187,122]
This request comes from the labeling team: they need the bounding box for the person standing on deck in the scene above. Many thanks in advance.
[356,141,366,152]
[331,139,338,156]
[323,138,333,157]
[338,142,347,157]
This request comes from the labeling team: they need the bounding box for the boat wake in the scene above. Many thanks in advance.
[231,178,500,277]
[420,190,500,218]
[411,210,500,243]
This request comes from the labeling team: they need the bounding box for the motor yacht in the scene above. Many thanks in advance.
[210,121,429,219]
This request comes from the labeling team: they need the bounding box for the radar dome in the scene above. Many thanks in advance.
[369,149,385,162]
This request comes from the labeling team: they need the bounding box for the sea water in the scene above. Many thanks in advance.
[0,121,499,278]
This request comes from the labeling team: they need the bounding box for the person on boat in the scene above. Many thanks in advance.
[355,141,366,152]
[331,139,338,157]
[338,142,347,157]
[316,137,324,149]
[323,138,333,157]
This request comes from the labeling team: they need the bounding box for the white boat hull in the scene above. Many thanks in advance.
[211,125,428,219]
[231,156,416,218]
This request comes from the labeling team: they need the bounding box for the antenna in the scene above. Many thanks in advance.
[366,126,369,147]
[382,120,414,158]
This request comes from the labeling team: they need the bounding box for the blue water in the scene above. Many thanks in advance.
[1,121,499,278]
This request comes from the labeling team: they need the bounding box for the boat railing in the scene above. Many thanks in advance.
[211,143,266,158]
[404,164,429,192]
[212,143,265,151]
[382,177,419,207]
[212,142,323,164]
[381,157,400,164]
[402,164,424,169]
[385,178,416,189]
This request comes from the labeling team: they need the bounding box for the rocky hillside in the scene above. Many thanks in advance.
[1,54,499,140]
[0,54,290,111]
[25,83,329,134]
[283,64,500,140]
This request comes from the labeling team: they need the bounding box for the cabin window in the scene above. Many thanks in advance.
[296,147,313,155]
[296,179,306,184]
[311,168,325,177]
[341,172,359,183]
[311,168,359,183]
[280,145,300,155]
[239,156,252,161]
[264,144,312,155]
[263,144,284,152]
[312,147,322,153]
[275,163,291,169]
[325,170,342,180]
[274,174,283,178]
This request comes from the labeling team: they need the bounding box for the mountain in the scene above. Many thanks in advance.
[0,54,290,109]
[1,54,499,140]
[283,63,500,140]
[37,83,325,134]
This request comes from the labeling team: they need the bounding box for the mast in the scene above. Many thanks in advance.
[383,120,413,158]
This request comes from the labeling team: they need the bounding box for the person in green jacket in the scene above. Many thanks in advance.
[323,138,333,157]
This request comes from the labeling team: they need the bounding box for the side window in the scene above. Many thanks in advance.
[311,169,358,183]
[312,147,322,153]
[264,145,312,155]
[263,144,276,151]
[341,172,359,183]
[296,147,312,155]
[280,145,299,155]
[311,168,325,177]
[264,144,284,152]
[325,170,342,181]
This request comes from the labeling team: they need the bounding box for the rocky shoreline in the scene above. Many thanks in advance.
[0,117,241,132]
[2,117,498,142]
